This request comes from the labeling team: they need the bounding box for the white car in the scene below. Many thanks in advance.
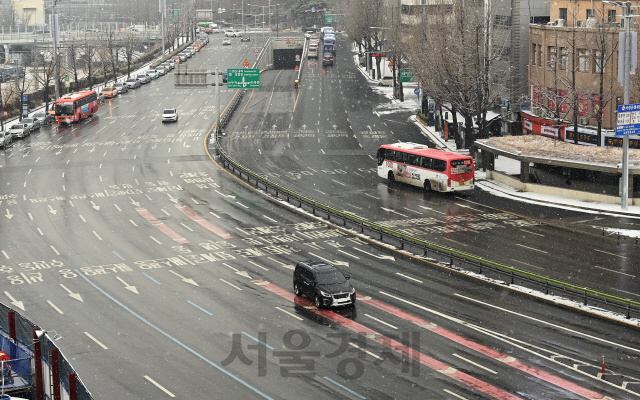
[222,38,231,45]
[8,123,30,138]
[125,78,141,88]
[162,108,178,122]
[136,73,151,83]
[0,131,12,148]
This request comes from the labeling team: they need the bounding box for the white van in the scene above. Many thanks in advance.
[308,45,318,58]
[378,75,394,86]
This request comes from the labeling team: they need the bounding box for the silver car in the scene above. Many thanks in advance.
[8,123,29,138]
[125,78,141,89]
[114,82,128,93]
[136,74,151,84]
[21,117,40,132]
[32,111,53,125]
[0,131,12,148]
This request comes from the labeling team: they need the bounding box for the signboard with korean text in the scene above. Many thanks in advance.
[616,103,640,136]
[227,68,260,89]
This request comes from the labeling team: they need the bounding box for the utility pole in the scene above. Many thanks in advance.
[160,0,166,56]
[50,2,60,100]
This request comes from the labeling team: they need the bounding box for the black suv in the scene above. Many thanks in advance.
[293,261,356,308]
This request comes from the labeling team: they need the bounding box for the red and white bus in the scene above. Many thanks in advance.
[54,90,99,123]
[377,142,475,192]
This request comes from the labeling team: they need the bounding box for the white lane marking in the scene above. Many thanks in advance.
[161,209,171,216]
[210,212,220,218]
[129,219,138,227]
[37,228,44,235]
[443,389,469,400]
[453,293,640,353]
[84,332,108,349]
[263,215,278,223]
[331,179,346,186]
[520,229,545,237]
[515,243,547,253]
[219,279,242,291]
[28,213,33,220]
[593,265,635,277]
[452,353,497,374]
[248,260,269,271]
[275,306,303,321]
[337,249,360,259]
[50,246,60,255]
[114,204,122,212]
[364,314,398,329]
[349,342,383,360]
[1,251,8,259]
[510,259,544,270]
[236,202,249,209]
[180,223,194,231]
[144,375,175,397]
[594,248,628,259]
[93,231,103,240]
[395,273,422,283]
[47,300,64,314]
[79,215,86,223]
[149,236,162,244]
[610,287,640,298]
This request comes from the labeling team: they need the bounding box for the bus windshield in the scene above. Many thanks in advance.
[55,103,74,116]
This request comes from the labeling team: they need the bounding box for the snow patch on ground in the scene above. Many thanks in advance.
[600,227,640,238]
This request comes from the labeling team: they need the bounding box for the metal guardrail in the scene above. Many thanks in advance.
[209,104,640,321]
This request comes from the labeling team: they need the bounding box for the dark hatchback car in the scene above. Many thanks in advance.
[322,54,334,66]
[293,261,355,308]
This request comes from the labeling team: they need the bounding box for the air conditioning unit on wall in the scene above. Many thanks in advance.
[556,19,565,27]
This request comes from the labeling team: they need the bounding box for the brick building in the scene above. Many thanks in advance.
[528,0,639,130]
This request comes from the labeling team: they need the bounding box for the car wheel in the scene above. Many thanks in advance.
[294,283,301,297]
[314,295,323,309]
[424,180,432,192]
[388,171,395,182]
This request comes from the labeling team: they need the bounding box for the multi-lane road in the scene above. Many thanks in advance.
[1,33,639,399]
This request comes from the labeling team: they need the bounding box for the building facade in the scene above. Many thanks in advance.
[528,0,639,130]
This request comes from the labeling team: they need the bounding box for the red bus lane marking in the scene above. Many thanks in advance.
[174,204,233,239]
[357,295,610,400]
[251,280,523,400]
[136,208,189,244]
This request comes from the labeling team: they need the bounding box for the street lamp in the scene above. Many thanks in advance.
[603,0,635,210]
[276,4,279,37]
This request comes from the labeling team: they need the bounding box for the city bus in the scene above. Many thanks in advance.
[54,90,99,124]
[323,35,336,55]
[377,142,475,192]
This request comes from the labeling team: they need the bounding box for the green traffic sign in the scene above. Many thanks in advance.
[227,68,260,89]
[325,15,335,23]
[400,69,414,83]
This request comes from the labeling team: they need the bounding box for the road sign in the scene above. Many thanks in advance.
[312,6,316,12]
[3,111,7,118]
[400,69,414,83]
[295,54,300,61]
[616,103,640,136]
[254,48,259,53]
[227,68,260,89]
[325,15,335,23]
[22,95,28,102]
[389,58,394,67]
[414,88,420,95]
[243,59,250,67]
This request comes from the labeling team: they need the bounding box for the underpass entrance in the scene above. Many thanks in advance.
[269,38,305,70]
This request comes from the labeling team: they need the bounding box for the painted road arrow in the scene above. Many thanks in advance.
[47,205,57,215]
[4,291,24,311]
[169,270,199,286]
[116,277,139,294]
[267,257,294,270]
[129,197,140,207]
[167,194,179,203]
[223,263,252,279]
[353,247,395,261]
[5,209,13,219]
[309,252,349,267]
[59,284,83,302]
[90,201,100,211]
[381,207,408,217]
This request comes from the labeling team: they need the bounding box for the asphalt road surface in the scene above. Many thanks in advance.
[0,33,639,400]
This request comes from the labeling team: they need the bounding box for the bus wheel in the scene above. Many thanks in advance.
[388,171,395,182]
[424,180,432,192]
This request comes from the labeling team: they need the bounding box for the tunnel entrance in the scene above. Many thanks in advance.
[273,49,303,69]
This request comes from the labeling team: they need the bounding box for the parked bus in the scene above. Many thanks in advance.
[377,142,475,192]
[54,90,99,124]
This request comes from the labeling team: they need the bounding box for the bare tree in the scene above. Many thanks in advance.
[81,38,99,89]
[32,49,57,111]
[122,32,140,78]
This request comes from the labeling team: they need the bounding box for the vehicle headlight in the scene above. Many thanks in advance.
[319,291,331,297]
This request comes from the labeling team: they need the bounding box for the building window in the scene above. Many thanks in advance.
[578,49,590,72]
[586,9,594,19]
[538,45,543,66]
[559,8,568,21]
[608,9,617,23]
[595,50,604,73]
[533,44,538,66]
[549,46,557,69]
[561,47,569,70]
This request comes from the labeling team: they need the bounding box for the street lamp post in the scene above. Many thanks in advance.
[276,4,279,37]
[604,0,636,210]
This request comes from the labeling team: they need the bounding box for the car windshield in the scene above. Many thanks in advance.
[163,109,175,114]
[23,119,33,123]
[316,270,346,285]
[10,125,23,129]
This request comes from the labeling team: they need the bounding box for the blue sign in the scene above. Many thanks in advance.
[22,95,28,102]
[616,103,640,136]
[312,6,316,12]
[414,88,420,95]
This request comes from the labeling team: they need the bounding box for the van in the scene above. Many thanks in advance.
[379,75,394,86]
[308,46,318,58]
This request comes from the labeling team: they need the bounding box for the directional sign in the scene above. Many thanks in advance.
[414,88,420,95]
[616,103,640,136]
[227,68,260,89]
[400,69,414,82]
